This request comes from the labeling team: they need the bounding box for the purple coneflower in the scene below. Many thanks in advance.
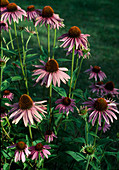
[7,141,31,162]
[102,81,119,98]
[85,65,107,81]
[98,122,111,133]
[35,6,64,29]
[32,59,70,88]
[84,97,119,126]
[3,90,14,101]
[1,3,27,24]
[45,130,57,143]
[0,106,7,122]
[55,97,76,116]
[58,26,90,52]
[0,21,8,32]
[29,143,51,160]
[0,0,9,12]
[6,94,47,127]
[90,81,104,96]
[25,5,41,21]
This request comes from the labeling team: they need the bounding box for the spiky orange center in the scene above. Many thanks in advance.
[97,81,103,85]
[19,94,33,110]
[16,141,26,150]
[94,98,107,111]
[27,5,35,12]
[62,97,71,106]
[4,90,10,95]
[35,143,43,151]
[7,3,17,12]
[45,59,59,72]
[92,66,101,73]
[105,81,114,91]
[0,0,9,7]
[0,106,6,114]
[68,26,81,38]
[46,130,52,135]
[42,6,54,18]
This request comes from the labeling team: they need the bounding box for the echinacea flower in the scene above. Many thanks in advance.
[58,26,90,52]
[0,56,9,68]
[0,21,8,32]
[32,59,70,88]
[35,6,64,29]
[0,106,7,122]
[6,94,47,127]
[1,3,27,24]
[29,143,51,160]
[3,90,14,101]
[84,97,119,126]
[25,5,42,21]
[81,144,95,157]
[0,0,9,12]
[90,81,104,96]
[55,97,76,116]
[85,65,107,81]
[102,81,119,98]
[7,141,31,163]
[98,122,111,133]
[45,130,57,143]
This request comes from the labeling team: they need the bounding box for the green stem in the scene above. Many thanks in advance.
[0,68,3,98]
[52,29,57,59]
[2,37,9,50]
[26,35,31,50]
[8,29,14,49]
[85,118,88,144]
[85,156,90,170]
[5,117,11,127]
[93,120,99,146]
[75,53,79,69]
[29,125,33,145]
[47,24,50,58]
[2,124,14,144]
[100,121,105,137]
[49,83,52,129]
[69,45,75,98]
[35,26,42,54]
[1,33,3,57]
[20,31,26,65]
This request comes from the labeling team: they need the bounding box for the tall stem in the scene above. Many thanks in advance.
[21,31,26,65]
[0,68,3,98]
[0,33,3,57]
[75,53,79,69]
[52,29,57,59]
[49,83,52,129]
[8,29,14,49]
[85,118,88,144]
[26,35,31,50]
[29,125,33,145]
[35,26,42,54]
[69,45,75,98]
[47,24,50,58]
[85,155,90,170]
[93,120,99,146]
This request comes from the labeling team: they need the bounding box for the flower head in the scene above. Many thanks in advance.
[98,122,111,133]
[45,130,57,143]
[0,56,9,68]
[1,3,27,24]
[0,21,8,32]
[90,81,104,96]
[55,97,76,116]
[3,90,14,101]
[77,106,88,118]
[7,141,31,162]
[84,97,119,126]
[6,94,47,127]
[35,6,64,29]
[32,59,70,88]
[29,143,51,160]
[0,106,7,122]
[81,144,95,157]
[58,26,90,52]
[85,65,107,81]
[0,0,9,12]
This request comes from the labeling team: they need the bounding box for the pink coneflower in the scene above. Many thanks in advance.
[84,97,119,126]
[6,94,47,127]
[0,106,7,122]
[55,97,76,116]
[32,59,70,88]
[29,143,51,160]
[0,21,8,32]
[58,26,90,52]
[85,65,107,81]
[45,130,57,143]
[90,81,104,96]
[35,6,64,29]
[7,141,31,162]
[3,90,14,101]
[1,3,27,24]
[102,81,119,98]
[98,122,111,133]
[0,0,9,12]
[25,5,41,21]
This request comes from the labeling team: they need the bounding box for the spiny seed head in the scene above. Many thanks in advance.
[92,66,101,73]
[0,60,5,66]
[19,94,33,110]
[45,130,52,135]
[42,6,54,18]
[68,26,81,38]
[0,106,6,113]
[105,81,114,91]
[7,3,17,12]
[16,141,26,150]
[94,98,107,111]
[85,146,94,155]
[62,97,71,106]
[35,143,43,151]
[45,59,59,72]
[0,0,9,7]
[27,5,35,12]
[0,22,6,26]
[4,90,10,95]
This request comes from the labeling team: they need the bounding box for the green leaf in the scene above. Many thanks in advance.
[104,151,117,156]
[1,80,10,91]
[26,54,40,63]
[11,76,22,81]
[73,137,86,144]
[89,131,99,138]
[3,163,9,170]
[0,47,18,55]
[52,86,67,97]
[26,53,37,58]
[66,151,86,161]
[57,58,71,62]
